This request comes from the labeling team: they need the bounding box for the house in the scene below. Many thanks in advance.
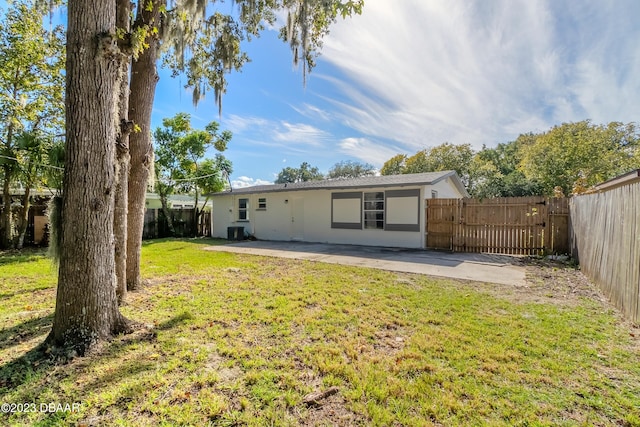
[592,169,640,192]
[144,193,212,211]
[0,191,213,246]
[143,193,213,238]
[210,171,469,249]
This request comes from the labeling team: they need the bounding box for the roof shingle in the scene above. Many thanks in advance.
[211,171,461,196]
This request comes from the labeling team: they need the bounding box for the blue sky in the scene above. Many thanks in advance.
[153,0,640,188]
[9,0,640,188]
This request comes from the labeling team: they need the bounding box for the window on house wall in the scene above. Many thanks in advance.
[363,192,384,229]
[258,197,267,209]
[385,189,420,231]
[238,198,249,220]
[331,192,362,229]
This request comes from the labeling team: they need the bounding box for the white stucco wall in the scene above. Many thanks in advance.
[211,178,466,248]
[429,177,467,198]
[214,185,430,248]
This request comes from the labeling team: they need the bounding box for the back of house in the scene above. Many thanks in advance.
[210,171,468,249]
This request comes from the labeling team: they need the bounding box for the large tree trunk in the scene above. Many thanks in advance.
[48,0,130,354]
[126,0,162,291]
[114,0,132,304]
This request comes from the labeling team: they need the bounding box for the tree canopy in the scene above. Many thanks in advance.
[327,160,376,179]
[519,121,640,196]
[0,0,65,248]
[381,143,474,187]
[380,121,640,197]
[153,112,232,235]
[275,161,324,183]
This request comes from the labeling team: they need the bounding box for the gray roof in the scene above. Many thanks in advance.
[593,169,640,192]
[211,171,469,196]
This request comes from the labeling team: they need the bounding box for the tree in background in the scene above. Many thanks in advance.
[193,154,232,221]
[327,160,376,179]
[0,1,64,249]
[400,143,475,188]
[275,162,324,183]
[519,121,640,196]
[379,121,640,198]
[380,154,407,176]
[471,135,542,198]
[13,132,62,249]
[125,0,364,292]
[153,113,231,236]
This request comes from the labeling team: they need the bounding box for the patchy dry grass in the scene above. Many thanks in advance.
[1,239,639,426]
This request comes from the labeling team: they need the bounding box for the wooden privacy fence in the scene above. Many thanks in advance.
[143,208,211,239]
[426,197,569,255]
[570,182,640,323]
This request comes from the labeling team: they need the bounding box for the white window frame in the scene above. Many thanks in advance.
[238,198,249,221]
[363,191,384,230]
[257,197,267,210]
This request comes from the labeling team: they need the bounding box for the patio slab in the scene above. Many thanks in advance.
[205,241,527,286]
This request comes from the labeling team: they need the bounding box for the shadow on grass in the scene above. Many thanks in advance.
[0,343,51,391]
[0,312,193,393]
[0,314,53,351]
[155,311,194,331]
[0,285,53,301]
[141,237,227,248]
[0,248,48,266]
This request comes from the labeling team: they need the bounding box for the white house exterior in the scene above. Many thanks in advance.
[210,171,469,249]
[144,193,213,211]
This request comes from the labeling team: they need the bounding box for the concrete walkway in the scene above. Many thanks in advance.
[204,241,527,286]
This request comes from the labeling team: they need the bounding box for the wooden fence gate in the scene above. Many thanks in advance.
[426,197,569,255]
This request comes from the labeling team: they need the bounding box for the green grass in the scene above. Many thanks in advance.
[1,238,639,426]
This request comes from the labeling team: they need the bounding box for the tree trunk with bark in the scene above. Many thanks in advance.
[114,0,132,304]
[47,0,130,354]
[126,1,162,291]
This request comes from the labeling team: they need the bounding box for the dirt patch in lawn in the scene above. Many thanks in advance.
[450,256,610,308]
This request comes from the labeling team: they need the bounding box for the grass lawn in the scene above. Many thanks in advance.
[1,238,639,426]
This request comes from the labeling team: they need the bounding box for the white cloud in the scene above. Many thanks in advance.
[338,137,404,166]
[273,121,330,146]
[319,0,640,149]
[224,115,271,134]
[223,114,332,153]
[231,176,273,189]
[290,103,332,122]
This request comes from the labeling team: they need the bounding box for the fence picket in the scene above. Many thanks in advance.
[570,182,640,323]
[426,196,569,256]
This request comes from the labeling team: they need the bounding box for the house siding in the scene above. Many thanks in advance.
[213,186,428,248]
[211,172,468,249]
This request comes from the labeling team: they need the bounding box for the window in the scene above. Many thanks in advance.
[331,192,362,229]
[363,192,384,229]
[386,189,420,231]
[238,198,248,220]
[258,197,267,209]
